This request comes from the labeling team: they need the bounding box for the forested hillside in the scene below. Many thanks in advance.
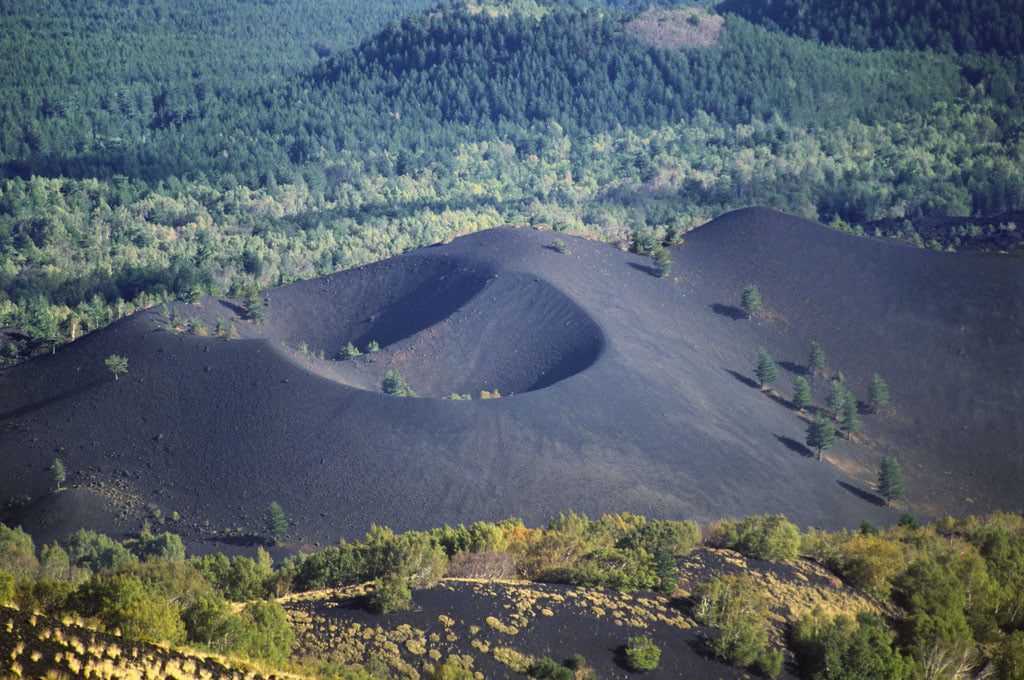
[719,0,1024,55]
[1,0,1022,363]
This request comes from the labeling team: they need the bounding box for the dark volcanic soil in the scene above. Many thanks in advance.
[1,208,1022,550]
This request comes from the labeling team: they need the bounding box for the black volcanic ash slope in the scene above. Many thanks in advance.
[1,208,1021,549]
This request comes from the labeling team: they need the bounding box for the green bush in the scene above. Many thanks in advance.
[0,570,13,604]
[294,542,364,590]
[191,548,275,601]
[432,657,476,680]
[369,573,412,613]
[713,514,801,561]
[360,525,448,588]
[12,578,73,614]
[70,573,186,643]
[528,657,574,680]
[0,523,39,577]
[792,609,916,680]
[996,631,1024,680]
[755,648,784,679]
[694,574,770,667]
[235,600,295,663]
[132,529,186,562]
[65,528,136,574]
[624,635,661,671]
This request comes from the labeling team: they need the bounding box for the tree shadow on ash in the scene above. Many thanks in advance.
[778,360,808,375]
[627,262,660,277]
[0,379,105,421]
[216,298,248,317]
[724,368,760,390]
[205,533,269,548]
[775,434,815,458]
[709,303,746,320]
[837,480,886,507]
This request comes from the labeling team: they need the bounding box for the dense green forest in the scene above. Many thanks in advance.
[4,511,1024,678]
[719,0,1024,55]
[1,0,1022,363]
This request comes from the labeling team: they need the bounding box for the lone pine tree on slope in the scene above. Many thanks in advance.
[869,374,891,411]
[792,376,813,412]
[755,347,779,390]
[808,341,826,375]
[104,354,128,380]
[741,284,763,318]
[806,416,837,461]
[878,456,904,506]
[266,502,288,544]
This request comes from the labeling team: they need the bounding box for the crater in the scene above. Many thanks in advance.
[261,255,605,398]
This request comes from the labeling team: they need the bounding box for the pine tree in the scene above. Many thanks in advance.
[792,376,812,411]
[842,394,862,433]
[827,383,849,419]
[50,457,66,492]
[808,341,826,375]
[805,416,837,461]
[652,247,672,277]
[244,291,265,323]
[755,347,779,390]
[868,374,891,410]
[382,370,417,397]
[367,340,380,353]
[654,547,677,595]
[342,342,362,359]
[877,456,904,505]
[266,501,288,544]
[104,354,128,380]
[741,284,763,318]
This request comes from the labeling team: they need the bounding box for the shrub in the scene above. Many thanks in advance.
[294,542,364,590]
[369,573,412,613]
[694,573,770,667]
[792,608,916,680]
[360,525,448,588]
[66,528,136,574]
[132,529,186,562]
[13,578,73,614]
[0,570,13,605]
[996,631,1024,680]
[755,648,784,679]
[71,573,186,643]
[712,514,801,561]
[624,635,661,671]
[552,239,569,254]
[834,535,903,598]
[528,657,574,680]
[432,657,476,680]
[191,548,275,601]
[620,519,701,556]
[235,600,295,663]
[0,523,39,577]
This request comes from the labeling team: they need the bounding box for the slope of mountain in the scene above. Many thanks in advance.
[2,208,1020,550]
